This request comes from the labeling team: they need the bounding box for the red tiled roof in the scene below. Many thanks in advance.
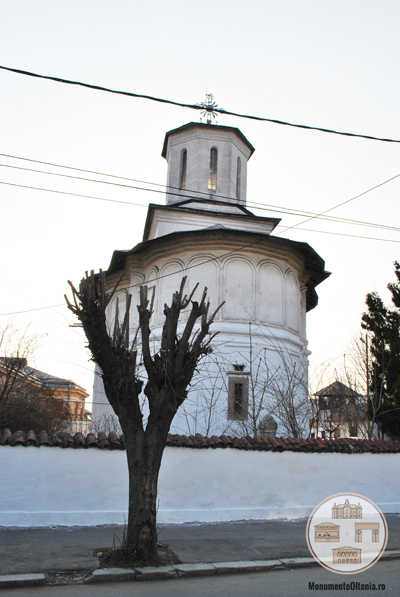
[1,429,399,453]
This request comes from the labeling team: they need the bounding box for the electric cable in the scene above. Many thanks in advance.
[1,160,400,233]
[1,165,399,315]
[5,211,399,318]
[275,172,400,236]
[1,65,400,144]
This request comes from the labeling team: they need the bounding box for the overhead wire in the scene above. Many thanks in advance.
[1,65,400,144]
[1,153,400,316]
[1,157,400,233]
[275,172,400,236]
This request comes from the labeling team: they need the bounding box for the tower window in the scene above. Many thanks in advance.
[236,157,241,200]
[208,147,218,191]
[180,149,187,190]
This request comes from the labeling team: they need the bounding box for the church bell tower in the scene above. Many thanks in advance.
[161,96,255,207]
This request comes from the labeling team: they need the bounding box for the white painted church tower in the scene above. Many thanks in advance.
[92,105,330,438]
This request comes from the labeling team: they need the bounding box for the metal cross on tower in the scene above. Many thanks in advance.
[198,93,219,124]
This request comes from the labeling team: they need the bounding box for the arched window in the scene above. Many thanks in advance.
[180,149,187,190]
[236,157,241,199]
[208,147,218,191]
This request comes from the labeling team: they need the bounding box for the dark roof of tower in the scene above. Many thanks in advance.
[161,122,255,158]
[313,381,363,398]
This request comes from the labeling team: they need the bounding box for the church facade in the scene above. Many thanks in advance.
[92,119,330,437]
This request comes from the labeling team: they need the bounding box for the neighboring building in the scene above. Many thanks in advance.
[92,104,330,437]
[309,381,368,439]
[0,357,89,427]
[25,365,89,426]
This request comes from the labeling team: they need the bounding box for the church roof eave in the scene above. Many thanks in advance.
[161,122,255,159]
[142,202,281,242]
[106,228,330,313]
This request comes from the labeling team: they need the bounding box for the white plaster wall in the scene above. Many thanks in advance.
[91,250,307,430]
[0,446,399,527]
[148,208,275,240]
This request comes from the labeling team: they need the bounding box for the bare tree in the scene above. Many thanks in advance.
[0,324,70,434]
[66,271,223,560]
[90,412,121,435]
[177,324,309,439]
[177,354,228,437]
[308,351,369,439]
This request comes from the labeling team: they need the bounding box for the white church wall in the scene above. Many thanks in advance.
[258,261,285,324]
[223,257,255,320]
[91,249,308,434]
[1,445,399,527]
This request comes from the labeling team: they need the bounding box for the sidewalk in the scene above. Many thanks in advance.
[1,516,400,585]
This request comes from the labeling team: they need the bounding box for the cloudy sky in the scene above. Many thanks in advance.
[1,0,399,408]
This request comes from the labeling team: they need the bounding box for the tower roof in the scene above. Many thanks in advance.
[161,122,255,159]
[313,381,363,398]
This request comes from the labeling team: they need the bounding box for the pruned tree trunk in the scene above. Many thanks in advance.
[66,271,223,559]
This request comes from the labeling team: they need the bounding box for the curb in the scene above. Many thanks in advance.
[1,551,399,588]
[0,573,46,588]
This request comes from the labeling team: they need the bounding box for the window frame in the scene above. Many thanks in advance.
[227,374,249,420]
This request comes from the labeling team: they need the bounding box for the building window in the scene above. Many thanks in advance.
[348,423,358,437]
[234,382,243,415]
[180,149,187,190]
[208,147,218,191]
[236,157,241,199]
[228,375,249,420]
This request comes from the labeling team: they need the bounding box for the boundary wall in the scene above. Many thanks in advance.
[1,445,399,526]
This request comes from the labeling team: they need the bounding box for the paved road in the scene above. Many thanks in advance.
[1,560,398,597]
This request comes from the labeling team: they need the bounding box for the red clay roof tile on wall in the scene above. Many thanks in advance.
[0,428,400,453]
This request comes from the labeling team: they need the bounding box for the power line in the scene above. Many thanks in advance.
[1,164,399,315]
[1,65,400,144]
[274,225,400,243]
[2,159,400,234]
[0,180,150,209]
[274,172,400,237]
[0,304,65,316]
[3,219,397,317]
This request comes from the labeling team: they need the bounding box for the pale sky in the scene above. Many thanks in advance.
[1,0,399,410]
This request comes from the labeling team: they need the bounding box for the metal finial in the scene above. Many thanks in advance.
[198,93,219,124]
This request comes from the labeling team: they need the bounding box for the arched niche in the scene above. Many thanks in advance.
[187,255,220,318]
[107,290,128,338]
[128,272,145,329]
[223,258,254,320]
[157,260,185,324]
[258,262,284,325]
[285,270,300,331]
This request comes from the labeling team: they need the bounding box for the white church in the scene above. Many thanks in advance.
[92,107,330,438]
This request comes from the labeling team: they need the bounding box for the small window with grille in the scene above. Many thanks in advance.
[228,374,249,420]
